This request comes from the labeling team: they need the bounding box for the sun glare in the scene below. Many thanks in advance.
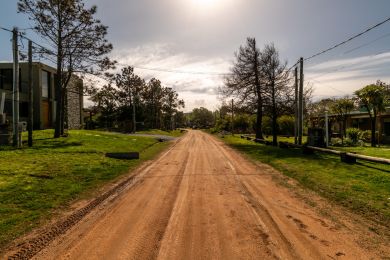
[191,0,218,7]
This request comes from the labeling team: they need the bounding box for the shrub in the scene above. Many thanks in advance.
[360,130,371,142]
[277,115,295,136]
[346,128,361,144]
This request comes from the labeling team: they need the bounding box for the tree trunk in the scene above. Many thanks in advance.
[54,62,62,138]
[255,97,263,139]
[271,82,277,146]
[54,12,62,138]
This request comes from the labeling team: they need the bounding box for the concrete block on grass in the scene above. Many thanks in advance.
[340,152,356,164]
[105,152,140,160]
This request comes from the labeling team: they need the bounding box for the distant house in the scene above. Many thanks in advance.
[311,108,390,144]
[0,62,83,129]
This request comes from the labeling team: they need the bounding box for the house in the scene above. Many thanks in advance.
[310,107,390,144]
[0,62,83,130]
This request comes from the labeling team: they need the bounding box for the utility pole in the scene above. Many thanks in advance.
[298,57,304,145]
[294,67,298,144]
[28,40,33,147]
[12,28,20,148]
[325,110,329,147]
[231,99,234,134]
[132,91,136,133]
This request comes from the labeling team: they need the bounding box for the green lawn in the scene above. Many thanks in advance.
[136,129,185,137]
[250,134,390,159]
[332,146,390,159]
[0,130,171,250]
[221,135,390,227]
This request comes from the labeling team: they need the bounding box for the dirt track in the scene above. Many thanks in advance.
[7,130,387,259]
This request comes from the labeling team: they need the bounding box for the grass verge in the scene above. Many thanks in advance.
[219,135,390,227]
[258,134,390,159]
[0,130,171,250]
[332,146,390,159]
[136,129,185,137]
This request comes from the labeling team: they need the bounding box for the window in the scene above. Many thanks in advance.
[19,102,29,118]
[42,70,50,98]
[0,69,13,90]
[384,119,390,136]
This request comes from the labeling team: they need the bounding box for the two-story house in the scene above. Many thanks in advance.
[0,62,83,129]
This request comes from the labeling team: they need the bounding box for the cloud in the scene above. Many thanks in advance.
[111,43,230,111]
[305,52,390,100]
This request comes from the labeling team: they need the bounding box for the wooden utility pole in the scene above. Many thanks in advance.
[294,67,298,145]
[231,99,234,134]
[132,92,136,133]
[12,28,20,147]
[298,57,304,145]
[28,40,33,147]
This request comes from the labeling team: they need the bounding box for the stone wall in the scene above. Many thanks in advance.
[66,78,83,129]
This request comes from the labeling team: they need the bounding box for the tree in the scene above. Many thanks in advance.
[114,66,144,132]
[142,78,165,129]
[18,0,115,137]
[330,97,355,143]
[355,84,387,147]
[90,84,118,129]
[162,88,185,130]
[307,98,335,128]
[190,107,214,128]
[277,115,295,136]
[174,111,187,128]
[260,43,291,145]
[223,37,264,139]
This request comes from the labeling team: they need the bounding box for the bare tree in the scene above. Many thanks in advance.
[260,43,291,145]
[18,0,115,137]
[223,37,264,139]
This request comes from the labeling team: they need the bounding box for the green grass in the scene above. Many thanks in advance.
[221,135,390,226]
[0,130,171,250]
[332,146,390,159]
[136,129,185,137]
[251,134,390,159]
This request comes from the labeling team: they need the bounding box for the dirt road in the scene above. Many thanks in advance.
[7,130,386,259]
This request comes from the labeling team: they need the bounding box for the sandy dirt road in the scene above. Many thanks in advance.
[7,130,387,259]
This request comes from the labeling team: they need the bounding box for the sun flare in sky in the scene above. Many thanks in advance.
[191,0,219,8]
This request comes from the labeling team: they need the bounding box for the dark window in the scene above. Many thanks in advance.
[384,122,390,136]
[19,102,29,118]
[0,69,22,91]
[3,99,12,115]
[0,69,13,90]
[42,70,50,98]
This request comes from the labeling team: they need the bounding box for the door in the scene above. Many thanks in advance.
[42,101,51,128]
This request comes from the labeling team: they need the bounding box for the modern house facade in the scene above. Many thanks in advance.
[0,62,83,130]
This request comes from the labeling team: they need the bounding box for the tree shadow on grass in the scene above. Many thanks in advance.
[230,143,390,172]
[30,140,83,150]
[356,162,390,173]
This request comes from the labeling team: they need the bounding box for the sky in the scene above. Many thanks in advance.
[1,0,390,112]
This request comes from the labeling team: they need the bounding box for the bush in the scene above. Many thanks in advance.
[360,130,371,142]
[277,115,295,136]
[346,128,361,144]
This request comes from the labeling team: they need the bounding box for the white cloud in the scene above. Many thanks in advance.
[306,52,390,100]
[111,44,230,112]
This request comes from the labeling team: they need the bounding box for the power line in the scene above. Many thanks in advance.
[304,16,390,61]
[0,26,13,33]
[307,48,390,81]
[116,62,231,76]
[305,31,390,69]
